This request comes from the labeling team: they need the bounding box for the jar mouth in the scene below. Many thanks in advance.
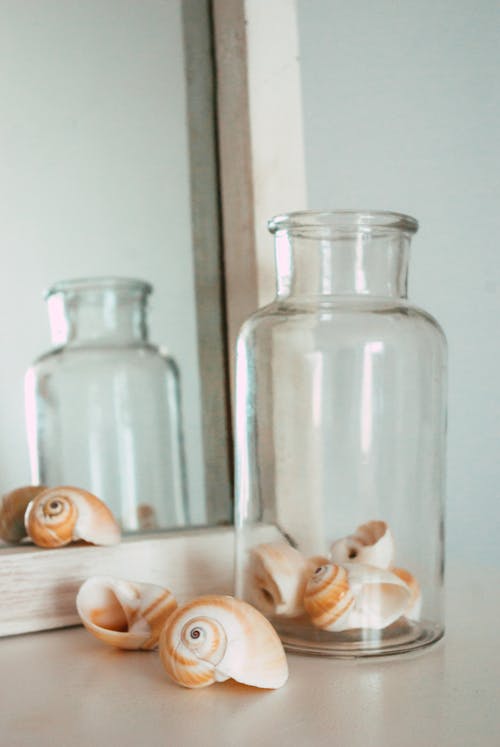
[45,276,153,300]
[268,210,418,236]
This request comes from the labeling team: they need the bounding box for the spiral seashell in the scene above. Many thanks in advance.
[0,485,47,543]
[159,595,288,689]
[76,576,177,650]
[304,562,411,632]
[24,486,121,548]
[392,567,422,621]
[247,542,325,618]
[330,520,395,569]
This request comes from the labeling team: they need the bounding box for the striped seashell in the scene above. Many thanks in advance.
[392,567,422,621]
[76,576,177,650]
[330,520,395,569]
[0,485,47,543]
[24,486,121,548]
[247,542,326,618]
[303,564,355,631]
[159,595,288,689]
[304,562,411,632]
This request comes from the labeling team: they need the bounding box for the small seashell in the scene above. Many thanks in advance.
[330,520,395,569]
[304,562,411,632]
[247,542,322,618]
[159,595,288,689]
[0,485,47,543]
[76,576,177,650]
[24,486,121,548]
[392,567,422,621]
[137,503,158,530]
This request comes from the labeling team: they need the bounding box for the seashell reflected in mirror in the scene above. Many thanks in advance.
[24,486,121,548]
[330,520,395,569]
[137,503,159,531]
[0,485,47,543]
[77,576,177,650]
[159,595,288,689]
[303,562,411,632]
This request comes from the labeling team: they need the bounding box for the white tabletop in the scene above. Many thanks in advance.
[0,566,498,747]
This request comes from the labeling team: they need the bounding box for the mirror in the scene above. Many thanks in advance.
[0,0,231,537]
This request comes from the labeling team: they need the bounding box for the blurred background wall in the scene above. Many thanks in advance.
[297,0,499,564]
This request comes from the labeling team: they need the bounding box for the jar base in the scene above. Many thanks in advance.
[275,618,444,659]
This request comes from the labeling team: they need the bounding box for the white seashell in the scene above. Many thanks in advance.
[24,486,121,548]
[392,568,422,621]
[76,576,177,650]
[0,485,47,543]
[330,520,395,569]
[304,562,411,632]
[247,542,324,618]
[159,595,288,689]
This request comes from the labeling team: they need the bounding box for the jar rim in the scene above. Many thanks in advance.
[268,210,418,235]
[45,276,153,300]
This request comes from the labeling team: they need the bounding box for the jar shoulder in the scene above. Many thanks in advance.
[238,299,447,348]
[29,342,179,375]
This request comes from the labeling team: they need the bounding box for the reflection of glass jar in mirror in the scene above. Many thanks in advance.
[25,277,189,531]
[234,211,447,657]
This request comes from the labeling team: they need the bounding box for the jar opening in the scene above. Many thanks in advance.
[45,276,153,300]
[268,210,418,236]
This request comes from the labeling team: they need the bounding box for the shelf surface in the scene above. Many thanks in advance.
[0,565,498,747]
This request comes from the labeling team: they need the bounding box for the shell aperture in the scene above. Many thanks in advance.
[76,576,177,650]
[330,520,394,570]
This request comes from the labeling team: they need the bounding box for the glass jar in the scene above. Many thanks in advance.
[234,211,447,657]
[25,277,188,531]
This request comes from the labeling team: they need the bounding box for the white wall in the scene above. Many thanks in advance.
[0,0,206,521]
[297,0,499,565]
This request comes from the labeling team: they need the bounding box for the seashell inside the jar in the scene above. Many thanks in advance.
[304,562,411,632]
[247,542,325,618]
[392,567,422,621]
[330,520,395,569]
[159,594,288,689]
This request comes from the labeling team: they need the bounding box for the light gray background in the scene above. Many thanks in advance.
[0,0,206,522]
[297,0,499,565]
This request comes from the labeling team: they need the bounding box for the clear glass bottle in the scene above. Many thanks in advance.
[25,277,188,531]
[235,211,447,656]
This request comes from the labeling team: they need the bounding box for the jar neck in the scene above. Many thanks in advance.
[271,212,417,301]
[46,279,151,346]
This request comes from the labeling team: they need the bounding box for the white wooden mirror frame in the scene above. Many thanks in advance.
[0,0,306,637]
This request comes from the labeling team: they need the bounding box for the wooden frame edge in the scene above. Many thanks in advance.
[0,527,234,637]
[213,0,307,367]
[182,0,233,524]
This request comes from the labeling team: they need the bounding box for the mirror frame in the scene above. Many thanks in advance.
[0,0,306,636]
